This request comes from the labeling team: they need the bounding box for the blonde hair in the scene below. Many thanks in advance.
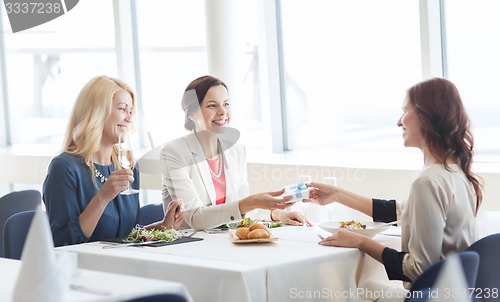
[63,75,137,178]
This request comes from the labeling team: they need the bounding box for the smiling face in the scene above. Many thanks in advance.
[397,96,425,150]
[190,84,231,132]
[102,90,134,146]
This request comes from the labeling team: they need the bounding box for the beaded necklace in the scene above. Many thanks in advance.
[208,141,224,179]
[94,168,108,183]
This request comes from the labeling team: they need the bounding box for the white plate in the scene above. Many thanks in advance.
[318,221,390,238]
[228,229,278,244]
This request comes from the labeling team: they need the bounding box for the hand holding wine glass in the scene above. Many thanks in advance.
[118,131,140,195]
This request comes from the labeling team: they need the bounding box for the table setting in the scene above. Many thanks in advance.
[58,215,404,302]
[1,205,193,302]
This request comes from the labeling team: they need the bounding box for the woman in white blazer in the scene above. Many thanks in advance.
[160,75,307,230]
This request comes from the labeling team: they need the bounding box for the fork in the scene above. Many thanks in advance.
[102,240,164,249]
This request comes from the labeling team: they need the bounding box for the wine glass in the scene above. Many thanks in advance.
[118,131,140,195]
[323,177,337,221]
[298,175,312,227]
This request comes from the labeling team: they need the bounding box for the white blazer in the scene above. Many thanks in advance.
[160,133,269,230]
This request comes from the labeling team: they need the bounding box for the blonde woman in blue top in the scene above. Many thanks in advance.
[43,76,184,247]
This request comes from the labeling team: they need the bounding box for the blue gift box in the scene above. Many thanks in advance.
[283,182,311,202]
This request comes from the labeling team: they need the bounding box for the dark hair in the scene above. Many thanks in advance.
[181,75,228,131]
[407,77,482,210]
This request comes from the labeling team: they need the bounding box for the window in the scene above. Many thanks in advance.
[135,0,207,147]
[279,0,422,160]
[135,0,263,150]
[444,0,500,161]
[2,0,116,145]
[0,0,498,166]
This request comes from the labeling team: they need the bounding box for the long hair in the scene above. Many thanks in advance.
[181,75,228,131]
[407,77,482,210]
[62,75,137,178]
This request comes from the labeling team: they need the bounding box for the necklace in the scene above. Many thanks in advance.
[208,141,223,179]
[94,168,108,183]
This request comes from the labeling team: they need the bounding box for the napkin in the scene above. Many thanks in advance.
[12,205,72,302]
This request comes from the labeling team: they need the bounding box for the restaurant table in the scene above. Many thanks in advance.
[58,226,404,302]
[0,257,193,302]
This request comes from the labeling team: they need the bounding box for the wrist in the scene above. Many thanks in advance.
[93,191,110,207]
[356,235,368,250]
[332,189,345,206]
[238,196,254,215]
[270,209,279,221]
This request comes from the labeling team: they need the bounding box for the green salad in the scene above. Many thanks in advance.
[263,221,283,228]
[124,225,180,243]
[216,217,283,229]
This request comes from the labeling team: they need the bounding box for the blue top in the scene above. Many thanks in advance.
[43,152,140,247]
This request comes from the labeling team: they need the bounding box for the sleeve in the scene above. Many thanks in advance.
[42,157,89,246]
[372,198,397,222]
[382,247,412,282]
[160,143,243,230]
[401,176,447,281]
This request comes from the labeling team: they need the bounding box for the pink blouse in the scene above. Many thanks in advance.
[207,158,226,205]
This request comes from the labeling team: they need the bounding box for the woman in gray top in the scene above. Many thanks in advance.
[306,77,482,286]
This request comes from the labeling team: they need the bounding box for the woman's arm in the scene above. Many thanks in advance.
[161,141,292,230]
[319,228,411,282]
[43,157,88,246]
[237,189,292,215]
[44,154,138,245]
[79,167,134,237]
[160,141,245,230]
[400,176,447,281]
[319,229,385,261]
[307,182,373,217]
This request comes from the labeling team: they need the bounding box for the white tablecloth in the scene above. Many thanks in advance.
[58,226,403,302]
[0,257,193,302]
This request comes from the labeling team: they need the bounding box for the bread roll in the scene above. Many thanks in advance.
[247,229,270,239]
[249,223,270,236]
[236,227,250,240]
